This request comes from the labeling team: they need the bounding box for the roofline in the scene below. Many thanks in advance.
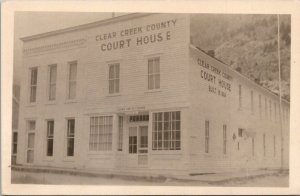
[189,44,290,104]
[20,13,156,42]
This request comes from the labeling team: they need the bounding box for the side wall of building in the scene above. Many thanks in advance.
[187,46,289,173]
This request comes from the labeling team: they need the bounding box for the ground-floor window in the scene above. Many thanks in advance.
[12,132,18,165]
[46,120,54,157]
[118,116,123,151]
[223,124,227,154]
[89,116,113,151]
[152,111,180,150]
[205,120,209,153]
[26,120,35,163]
[263,133,266,157]
[273,135,276,157]
[66,119,75,156]
[27,133,35,163]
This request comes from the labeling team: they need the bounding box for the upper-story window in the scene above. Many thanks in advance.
[108,63,120,94]
[148,57,160,90]
[251,90,254,114]
[265,97,268,119]
[68,61,77,100]
[269,99,272,121]
[238,84,242,108]
[29,67,38,103]
[259,94,262,118]
[48,64,57,101]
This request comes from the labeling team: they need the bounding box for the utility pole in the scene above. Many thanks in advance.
[277,14,284,172]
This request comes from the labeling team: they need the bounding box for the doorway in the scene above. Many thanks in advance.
[128,126,148,167]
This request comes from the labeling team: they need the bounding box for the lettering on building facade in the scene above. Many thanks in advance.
[197,58,233,98]
[95,19,177,51]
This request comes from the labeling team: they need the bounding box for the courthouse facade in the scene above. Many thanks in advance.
[16,13,290,175]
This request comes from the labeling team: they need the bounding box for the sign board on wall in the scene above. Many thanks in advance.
[94,19,178,51]
[197,57,233,98]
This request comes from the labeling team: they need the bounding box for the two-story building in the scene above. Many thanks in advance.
[16,13,289,176]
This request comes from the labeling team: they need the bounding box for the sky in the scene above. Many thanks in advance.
[13,12,122,84]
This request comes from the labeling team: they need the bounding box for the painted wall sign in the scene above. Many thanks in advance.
[197,58,233,98]
[95,19,177,51]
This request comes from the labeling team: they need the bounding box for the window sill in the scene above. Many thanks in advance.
[45,101,57,105]
[65,99,77,104]
[26,103,37,107]
[87,151,114,156]
[63,157,75,162]
[43,157,54,162]
[204,153,211,158]
[145,89,161,94]
[106,93,121,97]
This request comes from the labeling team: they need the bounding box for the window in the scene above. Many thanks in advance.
[129,115,149,122]
[108,63,120,94]
[48,65,57,101]
[152,111,180,150]
[269,99,272,121]
[46,120,54,157]
[205,120,209,153]
[259,94,262,118]
[252,138,255,157]
[12,132,18,154]
[118,116,123,151]
[148,57,160,90]
[26,120,35,163]
[251,90,254,114]
[223,124,227,155]
[238,128,244,137]
[275,103,277,121]
[12,132,18,165]
[273,136,276,157]
[89,116,113,151]
[66,119,75,156]
[29,67,38,102]
[263,133,266,157]
[68,61,77,99]
[238,84,242,108]
[129,127,137,154]
[265,97,268,119]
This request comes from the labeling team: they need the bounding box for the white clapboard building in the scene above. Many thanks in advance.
[16,13,290,175]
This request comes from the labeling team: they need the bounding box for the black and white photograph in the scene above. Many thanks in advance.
[1,0,300,195]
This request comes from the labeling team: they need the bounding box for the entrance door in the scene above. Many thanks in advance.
[128,126,148,167]
[27,133,35,163]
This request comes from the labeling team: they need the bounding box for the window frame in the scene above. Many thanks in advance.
[46,120,54,157]
[152,111,181,151]
[223,124,227,155]
[205,120,209,154]
[48,64,57,101]
[118,116,123,151]
[108,63,120,94]
[29,67,38,103]
[251,90,254,114]
[89,116,113,152]
[147,57,160,90]
[238,84,242,109]
[26,120,36,164]
[66,118,75,157]
[67,61,77,100]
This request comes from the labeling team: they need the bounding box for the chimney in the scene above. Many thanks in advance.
[208,50,215,57]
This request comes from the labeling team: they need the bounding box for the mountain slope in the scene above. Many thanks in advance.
[191,14,291,101]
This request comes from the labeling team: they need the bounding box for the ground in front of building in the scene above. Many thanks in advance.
[11,169,289,186]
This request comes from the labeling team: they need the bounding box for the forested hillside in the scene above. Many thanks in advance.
[191,14,291,101]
